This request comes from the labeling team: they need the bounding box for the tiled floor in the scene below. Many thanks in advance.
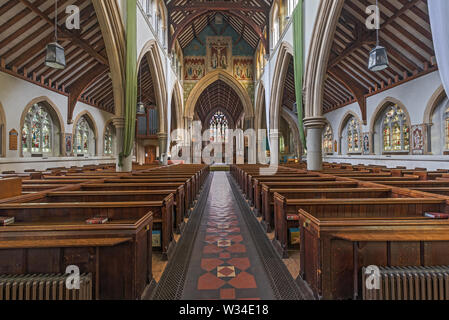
[181,172,275,300]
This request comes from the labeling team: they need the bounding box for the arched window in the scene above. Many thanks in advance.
[382,104,409,152]
[104,124,115,156]
[323,124,333,154]
[74,115,95,156]
[22,103,58,157]
[209,111,229,143]
[347,117,361,153]
[279,134,285,154]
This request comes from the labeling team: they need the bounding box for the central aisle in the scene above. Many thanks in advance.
[181,172,275,300]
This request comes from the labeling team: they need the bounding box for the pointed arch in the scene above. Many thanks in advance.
[339,110,362,140]
[72,110,99,156]
[93,0,126,118]
[304,0,344,118]
[424,85,447,125]
[170,82,183,132]
[369,97,412,136]
[281,107,302,157]
[138,40,168,134]
[102,118,116,156]
[269,42,293,131]
[20,96,65,157]
[255,81,266,132]
[184,70,254,120]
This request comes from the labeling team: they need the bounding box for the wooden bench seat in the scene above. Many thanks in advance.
[298,209,449,300]
[253,181,359,214]
[0,203,154,300]
[273,194,446,258]
[261,187,392,232]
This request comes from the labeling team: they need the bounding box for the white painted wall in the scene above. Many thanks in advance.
[0,71,115,171]
[323,71,449,170]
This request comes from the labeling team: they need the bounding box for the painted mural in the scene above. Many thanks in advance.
[182,17,256,104]
[233,57,253,81]
[207,36,232,73]
[184,57,206,81]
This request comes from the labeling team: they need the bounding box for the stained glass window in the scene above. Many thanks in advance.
[209,111,229,143]
[279,135,285,154]
[22,104,53,156]
[75,116,91,154]
[382,104,409,152]
[347,117,360,153]
[104,125,114,155]
[323,125,333,154]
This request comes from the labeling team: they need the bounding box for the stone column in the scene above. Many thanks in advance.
[304,117,326,171]
[158,132,168,165]
[113,118,132,172]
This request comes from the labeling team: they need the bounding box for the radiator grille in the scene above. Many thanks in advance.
[0,273,92,300]
[363,266,449,300]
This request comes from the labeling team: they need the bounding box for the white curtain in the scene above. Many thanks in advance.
[428,0,449,96]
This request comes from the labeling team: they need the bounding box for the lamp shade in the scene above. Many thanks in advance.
[45,42,66,69]
[137,102,145,115]
[368,45,389,72]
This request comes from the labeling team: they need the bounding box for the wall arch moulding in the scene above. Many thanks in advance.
[92,0,125,120]
[424,85,447,125]
[138,40,168,135]
[303,0,344,120]
[71,110,100,156]
[269,42,293,131]
[255,80,266,133]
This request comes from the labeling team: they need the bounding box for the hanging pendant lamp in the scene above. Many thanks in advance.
[45,0,66,69]
[368,0,388,72]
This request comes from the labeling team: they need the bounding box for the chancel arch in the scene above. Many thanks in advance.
[185,70,254,124]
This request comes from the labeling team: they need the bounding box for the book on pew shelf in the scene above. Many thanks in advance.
[0,216,14,226]
[152,230,161,247]
[289,228,300,245]
[424,212,449,219]
[85,216,109,224]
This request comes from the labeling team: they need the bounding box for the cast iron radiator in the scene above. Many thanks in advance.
[0,273,92,300]
[362,266,449,300]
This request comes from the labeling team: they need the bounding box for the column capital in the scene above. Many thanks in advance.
[112,117,126,128]
[157,132,168,140]
[303,117,327,129]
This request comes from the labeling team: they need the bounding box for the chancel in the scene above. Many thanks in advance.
[1,0,449,304]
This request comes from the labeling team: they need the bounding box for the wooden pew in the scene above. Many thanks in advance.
[0,202,155,300]
[257,181,359,230]
[36,192,176,260]
[273,195,446,258]
[298,209,449,300]
[261,187,392,232]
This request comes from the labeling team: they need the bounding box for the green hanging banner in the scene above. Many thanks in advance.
[119,0,138,167]
[293,1,307,151]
